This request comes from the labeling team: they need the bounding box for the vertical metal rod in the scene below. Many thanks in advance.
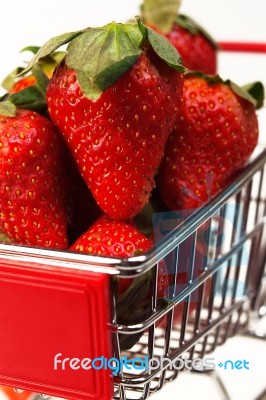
[189,282,205,359]
[142,261,158,398]
[179,231,197,348]
[157,246,179,389]
[110,277,126,399]
[202,205,227,355]
[219,195,241,311]
[219,186,253,345]
[255,167,265,224]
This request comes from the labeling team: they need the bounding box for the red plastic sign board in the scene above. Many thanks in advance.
[0,262,113,400]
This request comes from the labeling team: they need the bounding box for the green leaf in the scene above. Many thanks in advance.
[147,25,184,71]
[20,46,66,67]
[1,67,24,91]
[176,14,218,49]
[0,101,16,117]
[241,81,265,110]
[9,86,47,113]
[66,22,143,100]
[227,81,258,108]
[32,64,50,95]
[49,51,66,65]
[16,20,184,101]
[1,65,50,116]
[75,72,103,101]
[20,45,41,55]
[17,30,84,76]
[141,0,181,34]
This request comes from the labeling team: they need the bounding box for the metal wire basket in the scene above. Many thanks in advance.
[111,145,266,400]
[0,144,265,400]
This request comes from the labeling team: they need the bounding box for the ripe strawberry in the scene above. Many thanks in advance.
[71,216,168,295]
[48,53,182,220]
[157,74,262,210]
[165,15,218,75]
[10,75,37,93]
[71,216,170,349]
[0,106,69,248]
[19,21,184,220]
[141,0,218,74]
[71,216,151,258]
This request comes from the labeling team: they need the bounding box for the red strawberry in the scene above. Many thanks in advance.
[19,21,184,220]
[141,0,218,74]
[47,53,182,221]
[71,216,170,349]
[71,216,151,258]
[157,74,262,210]
[0,106,69,248]
[165,15,218,75]
[71,216,169,296]
[10,75,37,93]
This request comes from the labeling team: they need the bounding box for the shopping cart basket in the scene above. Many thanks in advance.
[0,48,266,400]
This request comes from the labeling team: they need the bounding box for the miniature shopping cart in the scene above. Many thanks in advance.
[0,47,266,400]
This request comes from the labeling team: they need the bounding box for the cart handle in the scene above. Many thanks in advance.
[219,42,266,53]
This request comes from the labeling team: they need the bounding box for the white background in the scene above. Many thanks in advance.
[0,1,266,399]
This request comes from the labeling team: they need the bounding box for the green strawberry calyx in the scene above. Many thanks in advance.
[186,72,265,110]
[0,65,50,116]
[1,46,65,91]
[176,14,218,49]
[141,0,182,34]
[0,100,16,117]
[237,81,265,110]
[18,19,184,101]
[0,46,67,116]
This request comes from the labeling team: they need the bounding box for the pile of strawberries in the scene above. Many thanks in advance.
[0,0,264,326]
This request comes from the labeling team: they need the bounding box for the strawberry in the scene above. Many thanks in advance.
[71,216,170,349]
[157,74,263,211]
[19,20,184,220]
[10,75,37,94]
[47,53,183,221]
[70,215,169,297]
[71,216,152,259]
[165,15,218,75]
[141,0,218,74]
[0,104,69,248]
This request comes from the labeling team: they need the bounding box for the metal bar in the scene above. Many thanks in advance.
[116,216,266,335]
[117,299,247,386]
[255,167,265,224]
[179,232,197,347]
[219,42,266,53]
[0,149,265,277]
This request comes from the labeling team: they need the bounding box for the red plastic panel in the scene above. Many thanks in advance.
[0,262,113,400]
